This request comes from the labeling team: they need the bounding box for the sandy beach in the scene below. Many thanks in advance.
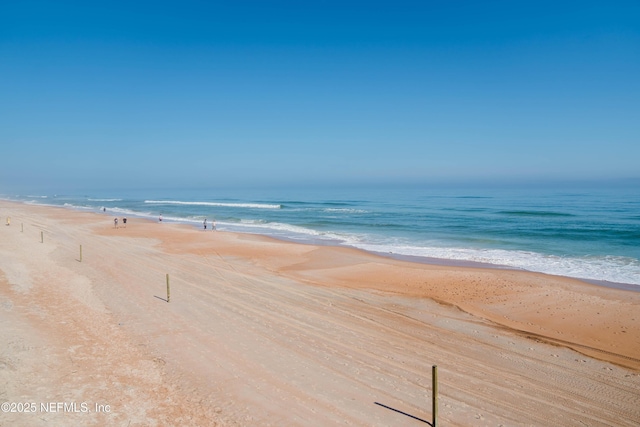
[1,200,639,426]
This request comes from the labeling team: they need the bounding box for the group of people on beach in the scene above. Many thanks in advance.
[104,208,215,231]
[203,218,216,231]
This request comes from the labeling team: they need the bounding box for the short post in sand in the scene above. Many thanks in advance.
[432,365,438,427]
[21,223,24,232]
[80,244,83,262]
[6,217,10,226]
[166,273,170,303]
[41,231,43,243]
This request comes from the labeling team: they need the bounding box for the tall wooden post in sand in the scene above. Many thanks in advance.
[166,274,170,303]
[432,365,438,427]
[80,245,83,262]
[41,231,43,243]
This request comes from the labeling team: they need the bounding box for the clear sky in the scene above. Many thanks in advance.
[1,1,639,191]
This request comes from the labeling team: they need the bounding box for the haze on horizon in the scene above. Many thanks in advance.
[1,1,639,192]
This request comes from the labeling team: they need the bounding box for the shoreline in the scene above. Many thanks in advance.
[176,222,640,294]
[1,199,639,425]
[6,197,638,292]
[369,251,640,292]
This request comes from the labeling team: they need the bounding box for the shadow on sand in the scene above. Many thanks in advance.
[374,402,431,425]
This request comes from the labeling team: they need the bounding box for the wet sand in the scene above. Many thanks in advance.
[1,200,639,426]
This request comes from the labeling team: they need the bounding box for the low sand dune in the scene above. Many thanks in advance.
[1,201,639,426]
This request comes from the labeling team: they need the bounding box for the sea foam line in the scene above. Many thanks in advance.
[352,243,640,286]
[144,200,281,209]
[215,218,640,286]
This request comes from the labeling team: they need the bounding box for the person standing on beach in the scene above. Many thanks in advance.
[159,214,162,222]
[204,218,207,230]
[212,219,216,231]
[123,217,127,228]
[114,218,118,229]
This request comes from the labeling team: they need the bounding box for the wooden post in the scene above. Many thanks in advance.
[21,223,24,232]
[41,231,43,243]
[166,273,170,303]
[80,245,83,262]
[432,365,438,427]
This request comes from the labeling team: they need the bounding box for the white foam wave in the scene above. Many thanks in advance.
[62,203,95,211]
[144,200,281,209]
[352,243,640,286]
[287,207,369,214]
[323,208,368,213]
[108,207,153,217]
[225,220,348,242]
[88,198,122,202]
[231,221,321,235]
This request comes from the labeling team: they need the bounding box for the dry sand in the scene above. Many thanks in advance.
[1,200,639,426]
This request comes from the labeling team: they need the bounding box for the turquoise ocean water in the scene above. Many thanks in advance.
[3,184,639,287]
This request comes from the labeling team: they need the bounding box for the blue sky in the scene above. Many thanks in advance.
[1,1,639,191]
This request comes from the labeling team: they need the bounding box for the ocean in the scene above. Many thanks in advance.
[4,183,639,287]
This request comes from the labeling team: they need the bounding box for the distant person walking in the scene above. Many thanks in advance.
[123,217,127,228]
[159,214,163,222]
[114,218,118,229]
[203,218,207,230]
[212,219,216,231]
